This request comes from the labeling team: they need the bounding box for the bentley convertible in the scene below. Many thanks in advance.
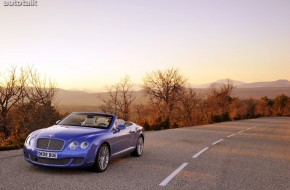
[23,112,144,172]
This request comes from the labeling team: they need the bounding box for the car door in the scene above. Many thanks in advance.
[110,124,133,155]
[125,124,138,147]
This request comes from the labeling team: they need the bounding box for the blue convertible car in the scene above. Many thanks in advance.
[23,112,144,172]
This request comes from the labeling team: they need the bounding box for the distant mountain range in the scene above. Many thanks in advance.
[54,79,290,112]
[238,80,290,88]
[191,79,290,88]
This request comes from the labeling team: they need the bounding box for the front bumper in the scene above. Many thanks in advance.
[23,145,98,168]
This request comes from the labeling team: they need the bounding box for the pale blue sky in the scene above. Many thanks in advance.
[0,0,290,91]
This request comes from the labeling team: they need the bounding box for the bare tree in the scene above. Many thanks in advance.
[143,68,187,128]
[17,67,58,133]
[98,88,119,115]
[0,65,58,138]
[208,79,235,98]
[98,76,136,120]
[27,67,56,106]
[207,79,235,122]
[0,66,28,138]
[177,87,200,126]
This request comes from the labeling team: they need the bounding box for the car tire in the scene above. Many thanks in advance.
[132,136,144,157]
[92,144,110,172]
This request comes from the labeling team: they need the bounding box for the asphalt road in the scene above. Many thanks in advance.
[1,117,290,190]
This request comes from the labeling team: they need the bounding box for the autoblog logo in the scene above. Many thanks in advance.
[3,0,37,6]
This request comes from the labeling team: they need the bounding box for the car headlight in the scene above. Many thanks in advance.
[69,141,78,150]
[25,136,35,147]
[30,137,35,146]
[25,136,30,146]
[80,141,89,149]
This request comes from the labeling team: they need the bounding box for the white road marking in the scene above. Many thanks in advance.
[192,147,209,158]
[237,130,246,134]
[159,163,188,186]
[212,139,224,145]
[227,134,236,138]
[160,124,262,186]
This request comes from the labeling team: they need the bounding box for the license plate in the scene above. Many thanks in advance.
[38,151,58,159]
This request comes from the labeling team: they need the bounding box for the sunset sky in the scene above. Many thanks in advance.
[0,0,290,91]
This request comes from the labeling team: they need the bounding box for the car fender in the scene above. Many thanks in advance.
[89,134,112,162]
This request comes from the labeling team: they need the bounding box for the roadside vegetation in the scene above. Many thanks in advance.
[0,66,62,150]
[99,68,290,130]
[1,66,290,150]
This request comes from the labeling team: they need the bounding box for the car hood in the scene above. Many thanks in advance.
[35,125,106,141]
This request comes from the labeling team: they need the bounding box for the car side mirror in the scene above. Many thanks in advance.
[56,120,60,125]
[117,125,126,130]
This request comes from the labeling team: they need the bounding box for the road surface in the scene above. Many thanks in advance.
[0,117,290,190]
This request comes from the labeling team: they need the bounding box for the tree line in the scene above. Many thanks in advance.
[99,68,290,130]
[1,66,289,149]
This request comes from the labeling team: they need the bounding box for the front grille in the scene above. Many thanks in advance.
[30,154,70,165]
[36,138,64,150]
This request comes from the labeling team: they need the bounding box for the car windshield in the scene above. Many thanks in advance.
[58,113,113,129]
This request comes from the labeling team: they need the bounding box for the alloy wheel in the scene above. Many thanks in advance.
[137,137,144,155]
[98,145,109,170]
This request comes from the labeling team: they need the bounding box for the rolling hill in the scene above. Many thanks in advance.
[191,79,290,88]
[55,80,290,112]
[238,79,290,88]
